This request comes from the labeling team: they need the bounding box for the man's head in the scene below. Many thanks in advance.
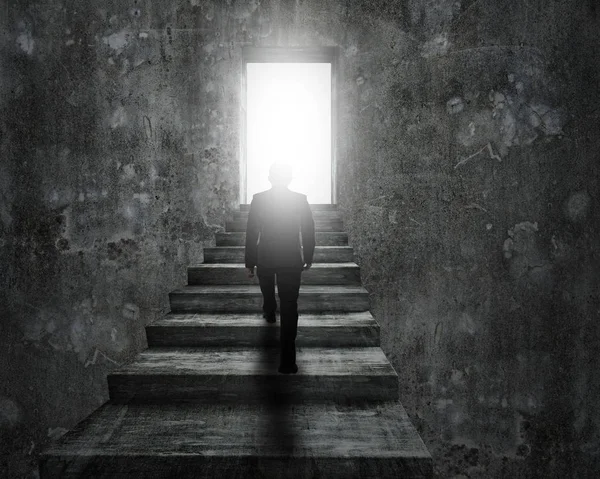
[268,162,293,187]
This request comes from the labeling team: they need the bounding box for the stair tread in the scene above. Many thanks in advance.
[219,230,347,233]
[40,401,431,459]
[203,246,354,264]
[146,312,380,348]
[241,203,338,209]
[226,220,343,232]
[109,347,396,376]
[235,210,341,217]
[171,285,368,294]
[193,262,358,266]
[153,311,377,327]
[189,262,358,269]
[216,232,349,247]
[204,245,353,251]
[187,263,361,286]
[217,232,348,236]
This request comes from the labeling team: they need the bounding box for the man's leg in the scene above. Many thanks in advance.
[257,268,277,322]
[276,269,302,372]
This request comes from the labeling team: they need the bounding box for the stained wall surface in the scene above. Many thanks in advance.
[1,1,599,477]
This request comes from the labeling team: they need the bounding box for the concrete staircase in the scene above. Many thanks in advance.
[39,204,433,478]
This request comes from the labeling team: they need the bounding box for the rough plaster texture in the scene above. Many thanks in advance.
[0,0,599,477]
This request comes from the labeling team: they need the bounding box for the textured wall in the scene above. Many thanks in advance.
[0,0,241,475]
[336,1,600,477]
[0,0,599,477]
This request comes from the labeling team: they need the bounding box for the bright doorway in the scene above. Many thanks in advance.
[240,47,337,204]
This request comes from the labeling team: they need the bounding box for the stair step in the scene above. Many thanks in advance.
[241,203,339,211]
[226,218,343,232]
[204,246,353,263]
[39,401,433,479]
[188,263,361,285]
[146,312,380,347]
[169,285,370,313]
[216,231,349,246]
[107,347,398,404]
[234,210,342,221]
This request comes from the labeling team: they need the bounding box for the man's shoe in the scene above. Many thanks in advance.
[263,312,276,323]
[278,363,298,374]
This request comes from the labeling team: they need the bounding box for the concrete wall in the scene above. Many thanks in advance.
[336,1,600,477]
[1,0,598,477]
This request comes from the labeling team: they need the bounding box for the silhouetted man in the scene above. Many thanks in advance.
[245,162,315,374]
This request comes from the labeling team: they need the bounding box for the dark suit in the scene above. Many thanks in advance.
[244,187,315,367]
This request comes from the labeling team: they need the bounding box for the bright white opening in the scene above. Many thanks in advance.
[245,62,332,203]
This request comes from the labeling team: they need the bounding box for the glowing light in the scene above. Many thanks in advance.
[246,62,332,203]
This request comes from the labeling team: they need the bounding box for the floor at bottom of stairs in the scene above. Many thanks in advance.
[39,400,432,479]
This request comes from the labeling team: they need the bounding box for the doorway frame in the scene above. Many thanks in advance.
[240,46,339,204]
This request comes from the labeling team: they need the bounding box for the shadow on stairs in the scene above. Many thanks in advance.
[39,204,433,478]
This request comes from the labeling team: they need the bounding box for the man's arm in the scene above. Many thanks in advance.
[300,196,315,268]
[244,196,259,277]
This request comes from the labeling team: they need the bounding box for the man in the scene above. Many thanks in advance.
[244,162,316,374]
